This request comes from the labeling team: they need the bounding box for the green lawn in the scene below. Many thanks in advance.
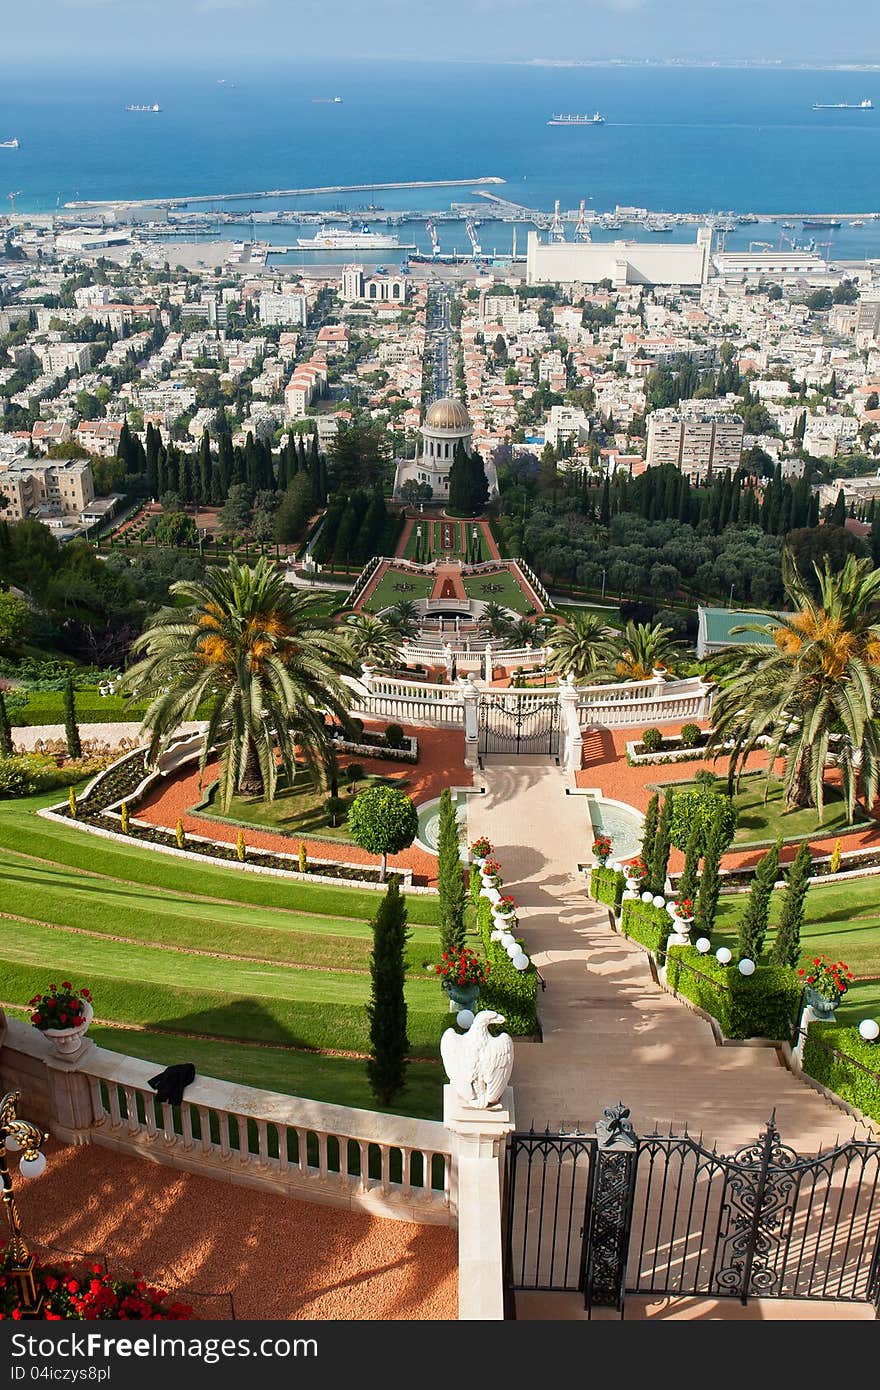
[402,519,468,561]
[669,776,868,848]
[551,603,624,630]
[713,874,880,1027]
[461,569,534,615]
[0,786,452,1116]
[363,568,434,614]
[198,768,404,843]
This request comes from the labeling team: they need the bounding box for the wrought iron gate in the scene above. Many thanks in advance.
[505,1103,880,1316]
[478,696,560,757]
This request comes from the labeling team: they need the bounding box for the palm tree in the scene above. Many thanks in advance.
[507,617,539,648]
[386,599,419,642]
[708,553,880,819]
[611,621,681,681]
[123,557,358,810]
[481,601,512,639]
[544,612,613,681]
[344,612,402,670]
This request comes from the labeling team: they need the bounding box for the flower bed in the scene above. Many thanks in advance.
[329,727,418,764]
[0,1244,193,1320]
[801,1025,880,1126]
[590,866,625,912]
[475,896,539,1036]
[665,944,802,1041]
[620,898,673,955]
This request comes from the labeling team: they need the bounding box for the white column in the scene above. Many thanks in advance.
[558,672,583,772]
[443,1085,515,1320]
[459,676,480,768]
[484,643,493,684]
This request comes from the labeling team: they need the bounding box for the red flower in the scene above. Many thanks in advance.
[61,982,72,991]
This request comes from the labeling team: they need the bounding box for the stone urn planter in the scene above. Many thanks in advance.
[804,988,838,1021]
[442,981,480,1013]
[42,1000,94,1060]
[481,873,501,890]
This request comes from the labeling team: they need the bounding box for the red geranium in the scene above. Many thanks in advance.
[439,948,489,988]
[0,1242,192,1320]
[28,982,92,1033]
[799,953,854,1002]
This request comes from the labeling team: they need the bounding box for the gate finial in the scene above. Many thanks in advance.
[596,1101,637,1150]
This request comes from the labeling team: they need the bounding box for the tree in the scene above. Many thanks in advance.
[218,484,253,536]
[347,785,418,881]
[649,789,675,896]
[0,590,31,654]
[0,689,12,755]
[611,621,680,681]
[122,557,357,810]
[367,877,410,1106]
[344,612,401,669]
[544,613,612,680]
[152,512,198,548]
[399,479,433,505]
[641,792,659,867]
[676,816,702,906]
[770,843,812,968]
[737,840,779,961]
[274,472,313,545]
[63,677,81,760]
[328,420,392,492]
[437,788,466,953]
[709,553,880,819]
[669,784,737,854]
[694,808,725,938]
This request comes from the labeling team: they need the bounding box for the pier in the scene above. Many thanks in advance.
[63,176,506,212]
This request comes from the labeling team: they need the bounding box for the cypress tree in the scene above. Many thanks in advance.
[63,677,81,760]
[738,840,780,960]
[0,689,12,755]
[367,877,410,1106]
[694,807,725,938]
[437,789,466,953]
[676,815,702,906]
[771,842,812,968]
[641,792,659,868]
[197,429,212,505]
[649,789,675,896]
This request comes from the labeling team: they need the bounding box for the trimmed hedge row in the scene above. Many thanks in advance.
[590,866,625,911]
[802,1024,880,1126]
[620,898,672,955]
[475,896,539,1037]
[10,694,151,727]
[665,945,802,1041]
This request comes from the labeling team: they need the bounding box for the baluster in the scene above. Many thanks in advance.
[87,1076,106,1126]
[257,1120,269,1168]
[106,1084,123,1127]
[122,1085,140,1135]
[401,1147,412,1197]
[379,1145,391,1195]
[197,1105,212,1155]
[181,1105,194,1151]
[297,1128,309,1174]
[420,1150,432,1193]
[161,1101,175,1144]
[358,1140,369,1191]
[317,1132,328,1179]
[278,1124,289,1174]
[143,1089,158,1138]
[218,1111,231,1159]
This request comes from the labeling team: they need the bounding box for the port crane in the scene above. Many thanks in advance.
[749,240,774,251]
[549,198,566,243]
[575,199,592,242]
[465,218,482,260]
[425,218,440,259]
[8,190,21,215]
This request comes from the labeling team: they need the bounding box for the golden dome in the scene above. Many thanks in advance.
[424,398,471,431]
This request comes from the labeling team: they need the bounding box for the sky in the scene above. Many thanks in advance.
[6,0,880,65]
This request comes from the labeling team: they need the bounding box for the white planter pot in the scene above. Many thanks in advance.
[472,856,488,871]
[625,878,640,892]
[481,874,501,889]
[671,914,694,936]
[41,999,93,1060]
[492,908,516,925]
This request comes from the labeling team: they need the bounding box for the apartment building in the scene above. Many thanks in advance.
[647,407,744,480]
[258,292,308,328]
[0,456,95,525]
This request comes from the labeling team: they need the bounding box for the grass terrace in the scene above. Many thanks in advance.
[363,568,434,614]
[0,786,456,1118]
[664,775,870,849]
[461,568,534,615]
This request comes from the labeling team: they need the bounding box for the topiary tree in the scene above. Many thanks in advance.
[679,723,702,749]
[298,842,308,873]
[236,828,246,862]
[676,815,702,905]
[385,723,406,749]
[367,876,410,1106]
[641,792,659,867]
[669,785,737,854]
[437,788,466,954]
[348,785,418,880]
[770,842,812,968]
[641,727,663,753]
[738,840,780,961]
[176,817,186,849]
[649,789,675,896]
[0,690,12,756]
[694,807,726,938]
[68,785,77,819]
[63,677,81,760]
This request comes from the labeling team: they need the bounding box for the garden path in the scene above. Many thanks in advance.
[466,759,872,1152]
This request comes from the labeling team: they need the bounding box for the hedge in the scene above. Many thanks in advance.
[665,945,802,1041]
[620,898,672,955]
[590,866,625,912]
[802,1024,880,1126]
[10,694,151,728]
[475,895,539,1037]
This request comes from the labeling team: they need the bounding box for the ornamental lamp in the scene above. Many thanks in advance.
[456,1009,475,1031]
[715,947,732,966]
[652,895,665,909]
[18,1151,47,1180]
[859,1019,880,1043]
[641,891,653,904]
[695,938,711,954]
[512,952,530,971]
[738,958,756,977]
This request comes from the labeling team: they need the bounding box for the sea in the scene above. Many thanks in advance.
[4,61,880,266]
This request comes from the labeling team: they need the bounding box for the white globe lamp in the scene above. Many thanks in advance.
[19,1151,47,1180]
[652,895,665,909]
[456,1009,475,1030]
[859,1019,880,1043]
[506,942,520,959]
[715,947,732,966]
[641,890,653,904]
[738,958,756,977]
[512,952,530,971]
[695,938,711,954]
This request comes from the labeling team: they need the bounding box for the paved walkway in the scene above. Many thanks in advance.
[466,759,870,1152]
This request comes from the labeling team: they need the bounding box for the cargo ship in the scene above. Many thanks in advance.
[296,223,403,250]
[547,112,605,126]
[812,99,873,110]
[802,219,843,229]
[126,104,161,112]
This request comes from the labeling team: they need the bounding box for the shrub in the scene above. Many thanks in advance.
[0,753,106,799]
[120,800,130,834]
[476,896,538,1035]
[642,727,663,753]
[0,690,11,756]
[738,840,780,960]
[469,862,483,904]
[801,1025,880,1125]
[346,763,365,785]
[679,723,702,749]
[175,817,186,850]
[437,788,466,953]
[771,842,812,968]
[830,838,842,874]
[68,785,77,818]
[590,866,625,911]
[347,784,418,879]
[367,877,410,1106]
[694,806,726,936]
[669,786,737,854]
[236,828,246,862]
[384,723,406,749]
[666,945,802,1040]
[649,789,675,895]
[0,1244,193,1320]
[298,842,308,873]
[620,898,672,955]
[325,794,348,827]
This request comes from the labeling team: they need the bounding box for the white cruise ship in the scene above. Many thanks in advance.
[296,223,402,250]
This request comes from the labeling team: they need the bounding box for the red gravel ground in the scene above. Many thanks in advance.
[576,723,880,873]
[21,1141,457,1321]
[135,722,472,887]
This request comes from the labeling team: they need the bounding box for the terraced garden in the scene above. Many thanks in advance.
[0,787,454,1118]
[461,569,535,615]
[363,568,434,613]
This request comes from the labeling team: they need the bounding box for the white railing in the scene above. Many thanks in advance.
[345,554,383,609]
[77,1042,455,1225]
[425,597,471,614]
[515,559,552,608]
[578,686,714,728]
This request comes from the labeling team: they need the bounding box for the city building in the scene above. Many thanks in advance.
[393,397,497,502]
[0,456,95,526]
[544,405,591,451]
[340,265,408,304]
[696,605,782,660]
[259,291,308,327]
[527,228,713,288]
[646,407,744,480]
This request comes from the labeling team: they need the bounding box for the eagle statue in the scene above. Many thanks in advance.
[440,1010,514,1109]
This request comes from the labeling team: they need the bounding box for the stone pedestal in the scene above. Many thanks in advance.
[443,1084,515,1320]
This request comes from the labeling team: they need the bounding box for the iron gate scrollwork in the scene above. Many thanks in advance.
[478,696,560,757]
[505,1103,880,1317]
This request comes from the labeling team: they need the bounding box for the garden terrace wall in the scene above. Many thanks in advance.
[801,1025,880,1127]
[620,898,673,955]
[590,866,625,912]
[665,945,802,1041]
